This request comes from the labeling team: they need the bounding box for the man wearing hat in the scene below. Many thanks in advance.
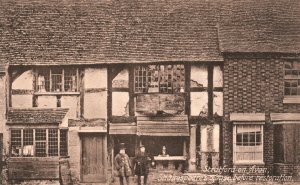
[133,145,154,185]
[115,143,132,185]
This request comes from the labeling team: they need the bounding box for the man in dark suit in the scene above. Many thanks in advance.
[115,143,132,185]
[134,145,154,185]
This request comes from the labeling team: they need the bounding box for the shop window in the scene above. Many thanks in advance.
[142,136,184,156]
[10,128,68,157]
[233,125,263,164]
[284,61,300,96]
[36,68,78,93]
[134,65,185,93]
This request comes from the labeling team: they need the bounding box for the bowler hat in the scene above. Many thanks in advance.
[119,143,126,149]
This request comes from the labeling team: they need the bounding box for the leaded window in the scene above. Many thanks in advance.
[134,64,185,93]
[10,128,68,157]
[36,68,78,93]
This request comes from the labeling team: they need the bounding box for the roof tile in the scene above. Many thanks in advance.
[7,108,69,124]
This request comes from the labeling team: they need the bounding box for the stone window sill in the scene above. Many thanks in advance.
[283,96,300,104]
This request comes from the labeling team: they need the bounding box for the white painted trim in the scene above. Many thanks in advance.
[233,121,265,125]
[232,124,264,164]
[283,96,300,104]
[273,121,300,124]
[230,113,265,121]
[78,130,107,133]
[271,113,300,121]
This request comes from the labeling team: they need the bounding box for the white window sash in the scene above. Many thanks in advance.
[233,124,264,164]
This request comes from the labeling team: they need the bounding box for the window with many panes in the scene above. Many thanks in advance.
[36,68,78,93]
[10,128,68,157]
[284,61,300,96]
[134,64,185,93]
[233,124,263,163]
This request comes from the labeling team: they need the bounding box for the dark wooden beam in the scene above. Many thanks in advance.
[185,64,191,116]
[128,66,135,116]
[213,87,223,92]
[110,65,125,81]
[112,87,130,92]
[79,67,85,118]
[208,64,213,120]
[8,67,12,108]
[107,66,112,120]
[190,87,208,92]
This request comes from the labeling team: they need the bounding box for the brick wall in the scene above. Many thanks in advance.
[223,57,300,171]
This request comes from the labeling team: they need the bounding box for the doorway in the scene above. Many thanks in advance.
[81,133,107,183]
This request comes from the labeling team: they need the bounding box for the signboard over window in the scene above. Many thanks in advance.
[136,94,185,115]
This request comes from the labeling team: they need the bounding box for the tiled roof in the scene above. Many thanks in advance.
[0,0,299,65]
[218,0,300,53]
[7,108,69,124]
[0,0,222,65]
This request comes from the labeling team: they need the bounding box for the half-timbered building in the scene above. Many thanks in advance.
[0,0,299,184]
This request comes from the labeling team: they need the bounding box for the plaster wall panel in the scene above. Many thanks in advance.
[213,92,223,116]
[191,65,208,87]
[12,95,32,108]
[84,68,107,89]
[112,68,129,88]
[213,65,223,88]
[84,91,107,119]
[112,92,129,116]
[68,127,81,181]
[37,96,57,108]
[190,92,208,116]
[12,70,34,90]
[61,96,79,119]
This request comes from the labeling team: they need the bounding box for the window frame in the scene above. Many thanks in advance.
[35,67,79,94]
[134,64,185,94]
[284,61,300,96]
[283,61,300,103]
[10,128,68,158]
[233,124,264,165]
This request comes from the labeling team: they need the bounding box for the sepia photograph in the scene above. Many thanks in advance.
[0,0,299,184]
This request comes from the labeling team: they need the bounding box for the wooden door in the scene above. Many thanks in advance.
[81,133,106,183]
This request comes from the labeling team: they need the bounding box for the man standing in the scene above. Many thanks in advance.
[134,145,153,185]
[115,143,132,185]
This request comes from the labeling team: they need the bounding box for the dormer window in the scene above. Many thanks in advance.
[35,67,78,93]
[134,64,185,93]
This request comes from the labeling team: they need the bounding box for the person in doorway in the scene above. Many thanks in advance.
[158,145,169,157]
[115,143,132,185]
[134,145,154,185]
